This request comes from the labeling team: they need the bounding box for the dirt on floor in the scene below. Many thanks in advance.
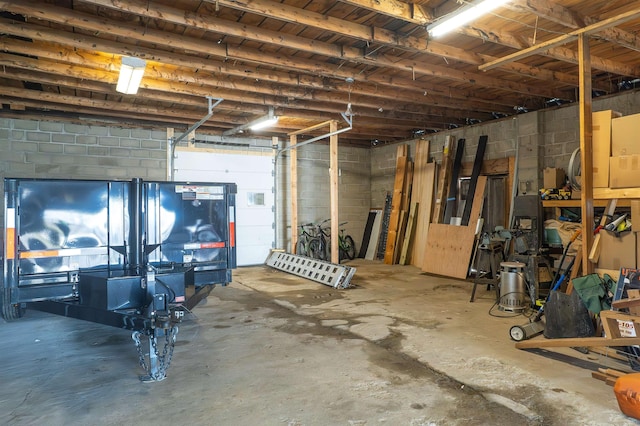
[1,259,638,425]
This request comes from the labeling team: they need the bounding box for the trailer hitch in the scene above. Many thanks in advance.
[132,308,184,382]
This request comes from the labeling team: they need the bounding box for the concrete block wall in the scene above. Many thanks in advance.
[0,118,168,227]
[369,89,640,212]
[542,90,640,170]
[275,141,371,253]
[370,117,520,209]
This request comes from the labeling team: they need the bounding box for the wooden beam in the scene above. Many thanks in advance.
[337,0,432,24]
[594,188,640,199]
[290,134,298,254]
[479,7,640,71]
[579,34,594,275]
[18,0,560,100]
[587,199,617,264]
[330,120,339,264]
[288,121,334,136]
[512,0,640,54]
[203,0,581,89]
[0,19,524,113]
[516,337,640,349]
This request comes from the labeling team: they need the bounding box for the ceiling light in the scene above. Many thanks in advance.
[116,56,146,94]
[427,0,511,38]
[250,115,279,130]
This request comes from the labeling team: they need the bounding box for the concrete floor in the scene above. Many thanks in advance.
[1,259,639,425]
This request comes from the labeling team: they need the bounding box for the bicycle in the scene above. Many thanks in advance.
[311,219,330,261]
[314,220,356,262]
[296,223,317,257]
[337,226,356,261]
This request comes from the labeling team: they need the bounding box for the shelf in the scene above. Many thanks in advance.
[542,199,631,208]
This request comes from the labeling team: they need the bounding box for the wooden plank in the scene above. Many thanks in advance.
[600,310,640,339]
[401,160,414,213]
[479,7,640,71]
[290,134,298,253]
[579,33,594,275]
[588,347,631,362]
[516,336,640,349]
[394,210,408,264]
[384,148,408,264]
[595,268,620,281]
[329,120,339,264]
[627,290,640,316]
[594,188,640,199]
[394,160,414,261]
[588,199,617,263]
[421,176,487,279]
[411,163,436,268]
[632,200,640,229]
[612,296,640,310]
[460,157,511,177]
[565,247,582,294]
[166,127,174,180]
[432,135,454,224]
[542,199,631,208]
[399,202,418,265]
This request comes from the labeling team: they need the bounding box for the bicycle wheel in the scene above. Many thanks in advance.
[344,235,356,260]
[308,238,325,260]
[296,239,308,256]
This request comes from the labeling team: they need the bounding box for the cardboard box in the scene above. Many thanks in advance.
[609,155,640,188]
[598,231,636,270]
[612,113,640,156]
[592,110,619,188]
[543,167,566,189]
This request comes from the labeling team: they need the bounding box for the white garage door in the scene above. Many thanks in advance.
[174,149,274,266]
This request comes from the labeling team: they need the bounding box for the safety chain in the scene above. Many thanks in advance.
[131,325,179,382]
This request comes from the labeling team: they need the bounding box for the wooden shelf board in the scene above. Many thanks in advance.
[543,199,631,208]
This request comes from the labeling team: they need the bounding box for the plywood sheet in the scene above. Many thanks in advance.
[422,176,487,279]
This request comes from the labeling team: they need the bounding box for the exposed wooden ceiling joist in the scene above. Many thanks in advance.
[0,0,636,146]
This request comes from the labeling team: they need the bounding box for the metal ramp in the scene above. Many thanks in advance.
[265,251,356,289]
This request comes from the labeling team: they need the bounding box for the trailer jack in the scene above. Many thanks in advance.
[132,324,179,382]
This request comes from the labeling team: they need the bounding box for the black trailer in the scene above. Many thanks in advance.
[1,177,237,381]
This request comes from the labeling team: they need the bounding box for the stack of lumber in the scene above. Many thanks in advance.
[406,140,436,267]
[381,140,439,266]
[383,145,411,264]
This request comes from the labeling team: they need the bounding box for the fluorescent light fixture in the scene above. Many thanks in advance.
[427,0,510,38]
[116,56,146,94]
[249,112,279,131]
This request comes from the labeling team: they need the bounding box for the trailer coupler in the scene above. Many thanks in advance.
[132,310,183,382]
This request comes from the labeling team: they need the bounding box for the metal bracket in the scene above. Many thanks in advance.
[168,96,224,180]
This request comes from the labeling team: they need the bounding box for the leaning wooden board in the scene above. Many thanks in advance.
[384,145,408,264]
[410,162,436,268]
[421,176,487,279]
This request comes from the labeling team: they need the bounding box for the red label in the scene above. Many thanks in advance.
[200,242,225,249]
